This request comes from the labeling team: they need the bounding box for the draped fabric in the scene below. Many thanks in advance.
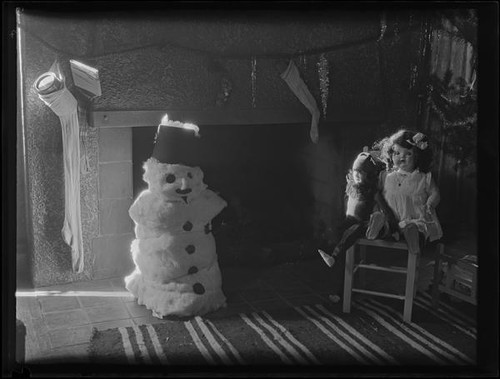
[38,86,84,273]
[280,60,320,144]
[430,18,476,87]
[428,17,477,224]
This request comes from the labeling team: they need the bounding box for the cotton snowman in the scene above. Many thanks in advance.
[125,114,227,318]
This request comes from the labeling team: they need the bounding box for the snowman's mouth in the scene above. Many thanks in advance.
[176,188,192,195]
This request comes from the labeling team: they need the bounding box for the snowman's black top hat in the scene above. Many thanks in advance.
[151,114,201,166]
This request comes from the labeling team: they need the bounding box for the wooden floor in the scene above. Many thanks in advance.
[15,242,475,365]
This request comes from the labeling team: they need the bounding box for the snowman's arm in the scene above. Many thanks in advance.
[129,190,156,224]
[203,190,228,219]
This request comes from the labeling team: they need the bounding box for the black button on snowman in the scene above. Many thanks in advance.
[125,114,227,318]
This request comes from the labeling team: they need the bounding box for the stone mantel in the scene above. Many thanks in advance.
[90,109,385,128]
[90,109,311,128]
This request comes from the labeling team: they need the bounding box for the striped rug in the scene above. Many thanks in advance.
[88,292,476,366]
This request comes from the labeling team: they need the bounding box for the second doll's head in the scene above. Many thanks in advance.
[376,129,433,173]
[349,152,380,186]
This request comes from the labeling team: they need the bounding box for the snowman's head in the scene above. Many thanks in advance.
[143,158,206,202]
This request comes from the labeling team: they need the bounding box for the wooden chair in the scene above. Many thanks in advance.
[342,238,443,323]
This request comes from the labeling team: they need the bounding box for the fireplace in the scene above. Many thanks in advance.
[91,110,363,279]
[132,123,317,267]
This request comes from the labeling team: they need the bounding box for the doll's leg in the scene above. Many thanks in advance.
[331,222,367,261]
[402,223,422,255]
[318,217,358,267]
[318,221,366,268]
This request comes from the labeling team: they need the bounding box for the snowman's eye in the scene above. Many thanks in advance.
[187,172,193,179]
[165,174,176,183]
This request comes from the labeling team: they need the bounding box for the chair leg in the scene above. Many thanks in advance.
[403,252,418,323]
[431,243,444,308]
[343,245,355,314]
[413,254,421,298]
[359,244,367,289]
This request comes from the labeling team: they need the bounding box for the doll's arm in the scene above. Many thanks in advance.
[375,170,400,231]
[426,174,441,209]
[374,191,398,231]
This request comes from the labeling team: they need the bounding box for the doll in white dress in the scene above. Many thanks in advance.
[375,129,443,255]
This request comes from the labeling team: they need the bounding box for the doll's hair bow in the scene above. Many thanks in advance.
[406,132,428,150]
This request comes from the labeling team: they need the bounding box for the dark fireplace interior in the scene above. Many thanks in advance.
[132,124,315,267]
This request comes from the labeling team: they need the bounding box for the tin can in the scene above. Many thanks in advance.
[34,72,63,95]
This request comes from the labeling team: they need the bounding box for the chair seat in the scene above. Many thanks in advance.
[342,238,439,323]
[355,238,409,250]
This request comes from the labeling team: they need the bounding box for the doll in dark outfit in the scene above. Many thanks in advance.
[318,151,397,268]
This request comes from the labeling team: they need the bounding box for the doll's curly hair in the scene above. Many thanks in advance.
[373,129,434,173]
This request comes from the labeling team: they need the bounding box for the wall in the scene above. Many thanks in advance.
[17,76,31,287]
[20,29,99,287]
[19,8,422,287]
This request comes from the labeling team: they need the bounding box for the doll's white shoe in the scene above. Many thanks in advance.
[318,249,336,268]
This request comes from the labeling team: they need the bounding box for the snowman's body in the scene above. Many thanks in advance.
[125,157,227,317]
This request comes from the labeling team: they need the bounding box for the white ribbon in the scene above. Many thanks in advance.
[38,84,84,273]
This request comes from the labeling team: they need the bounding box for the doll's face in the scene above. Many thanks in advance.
[392,144,416,172]
[144,159,206,202]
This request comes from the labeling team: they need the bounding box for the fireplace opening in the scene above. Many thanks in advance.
[132,124,316,267]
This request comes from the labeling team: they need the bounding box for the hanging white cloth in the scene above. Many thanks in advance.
[280,60,320,143]
[38,85,84,273]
